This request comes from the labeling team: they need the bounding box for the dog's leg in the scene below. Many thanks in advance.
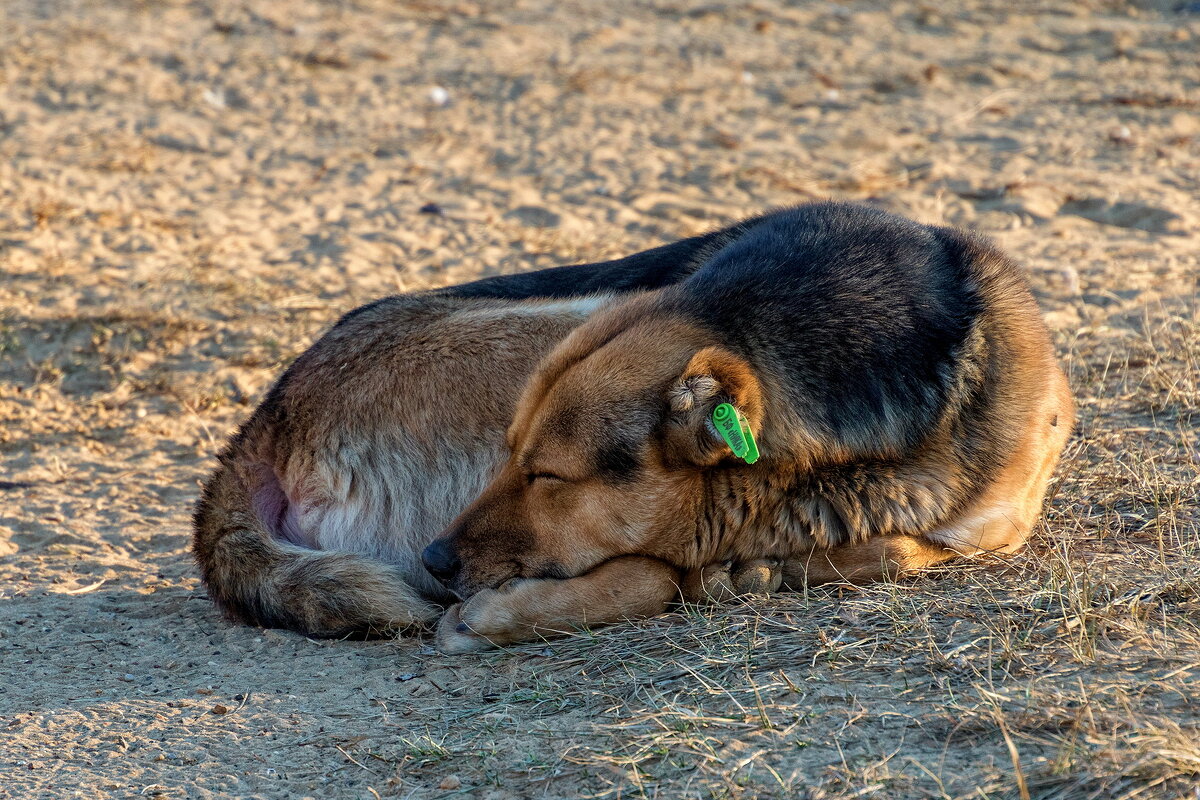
[781,536,959,587]
[195,461,442,638]
[928,368,1075,558]
[435,556,680,653]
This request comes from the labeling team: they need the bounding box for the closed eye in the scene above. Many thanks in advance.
[528,472,566,485]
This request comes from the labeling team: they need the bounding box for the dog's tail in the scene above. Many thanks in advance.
[192,459,439,638]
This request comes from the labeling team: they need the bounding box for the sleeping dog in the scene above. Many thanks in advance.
[192,219,769,637]
[193,203,1073,651]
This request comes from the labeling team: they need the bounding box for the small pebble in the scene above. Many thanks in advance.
[428,86,450,107]
[202,88,227,109]
[438,776,462,790]
[1060,266,1081,295]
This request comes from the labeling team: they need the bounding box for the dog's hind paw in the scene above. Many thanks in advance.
[682,558,782,603]
[731,558,783,595]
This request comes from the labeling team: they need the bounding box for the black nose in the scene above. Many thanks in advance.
[422,538,461,584]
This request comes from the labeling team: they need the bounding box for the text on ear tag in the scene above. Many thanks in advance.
[712,403,760,464]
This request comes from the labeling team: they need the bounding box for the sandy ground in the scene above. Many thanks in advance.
[1,0,1198,797]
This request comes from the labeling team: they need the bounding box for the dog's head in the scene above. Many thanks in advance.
[422,295,766,597]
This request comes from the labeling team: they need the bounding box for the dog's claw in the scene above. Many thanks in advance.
[434,602,495,654]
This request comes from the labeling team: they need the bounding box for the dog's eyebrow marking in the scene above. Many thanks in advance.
[594,438,641,484]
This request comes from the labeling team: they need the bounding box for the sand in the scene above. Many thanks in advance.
[1,0,1198,797]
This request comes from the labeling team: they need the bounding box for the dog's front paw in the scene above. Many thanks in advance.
[683,560,736,603]
[433,581,536,654]
[435,602,496,654]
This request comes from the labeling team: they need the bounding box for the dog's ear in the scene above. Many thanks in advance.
[662,346,764,466]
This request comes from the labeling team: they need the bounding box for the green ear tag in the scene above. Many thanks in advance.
[712,403,760,464]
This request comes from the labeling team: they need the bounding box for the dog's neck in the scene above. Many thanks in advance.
[686,361,1001,568]
[691,456,972,567]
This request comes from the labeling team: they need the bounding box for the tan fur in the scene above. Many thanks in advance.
[925,374,1073,558]
[782,536,959,586]
[436,556,681,653]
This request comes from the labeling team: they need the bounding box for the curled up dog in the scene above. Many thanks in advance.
[192,203,1074,652]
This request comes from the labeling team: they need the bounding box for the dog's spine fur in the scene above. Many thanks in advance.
[193,458,439,638]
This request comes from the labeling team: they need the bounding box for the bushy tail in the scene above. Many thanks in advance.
[192,462,439,638]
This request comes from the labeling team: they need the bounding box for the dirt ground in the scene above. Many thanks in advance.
[1,0,1198,797]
